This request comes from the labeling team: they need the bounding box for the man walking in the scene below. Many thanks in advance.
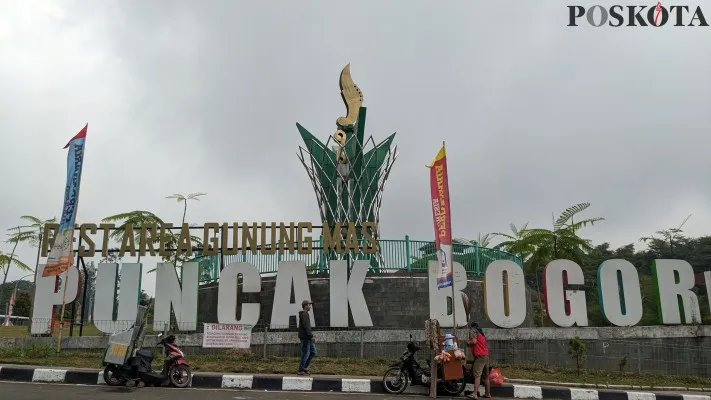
[298,299,316,375]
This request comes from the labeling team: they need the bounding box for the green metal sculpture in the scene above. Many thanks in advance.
[297,64,398,271]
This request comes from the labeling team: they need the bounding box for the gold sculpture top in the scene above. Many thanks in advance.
[336,64,363,128]
[332,64,363,165]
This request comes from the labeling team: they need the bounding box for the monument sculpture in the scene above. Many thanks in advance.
[297,64,398,271]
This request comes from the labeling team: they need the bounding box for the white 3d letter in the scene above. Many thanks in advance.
[653,259,701,324]
[597,259,643,326]
[217,262,261,326]
[484,260,526,328]
[154,262,199,332]
[93,263,142,334]
[544,259,588,327]
[30,264,81,334]
[428,261,467,327]
[270,261,313,329]
[329,260,373,327]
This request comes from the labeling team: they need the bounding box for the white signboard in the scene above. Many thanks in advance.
[202,323,253,348]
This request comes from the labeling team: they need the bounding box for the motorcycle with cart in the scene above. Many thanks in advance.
[101,306,192,388]
[381,334,466,396]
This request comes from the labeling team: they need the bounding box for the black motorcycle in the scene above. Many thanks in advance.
[103,333,191,388]
[382,334,465,396]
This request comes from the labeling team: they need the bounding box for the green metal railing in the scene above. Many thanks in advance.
[192,236,523,283]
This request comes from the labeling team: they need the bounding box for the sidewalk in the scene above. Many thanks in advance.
[1,363,710,399]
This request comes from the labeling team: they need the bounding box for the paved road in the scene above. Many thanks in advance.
[0,381,482,399]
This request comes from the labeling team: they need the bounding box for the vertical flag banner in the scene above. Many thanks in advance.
[43,124,88,277]
[2,290,15,326]
[427,144,453,289]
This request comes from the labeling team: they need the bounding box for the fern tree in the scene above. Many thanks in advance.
[493,222,534,259]
[165,192,206,227]
[508,203,604,272]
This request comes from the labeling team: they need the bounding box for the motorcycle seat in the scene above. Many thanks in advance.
[136,349,155,363]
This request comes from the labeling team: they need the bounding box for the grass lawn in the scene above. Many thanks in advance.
[0,345,709,388]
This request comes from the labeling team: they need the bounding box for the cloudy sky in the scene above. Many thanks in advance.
[1,0,710,295]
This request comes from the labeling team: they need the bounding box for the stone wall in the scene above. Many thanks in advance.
[196,273,535,329]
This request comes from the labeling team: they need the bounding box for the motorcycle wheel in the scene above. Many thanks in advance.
[103,365,127,387]
[382,367,408,394]
[439,377,466,396]
[168,364,192,388]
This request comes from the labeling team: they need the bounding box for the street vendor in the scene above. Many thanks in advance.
[466,321,491,399]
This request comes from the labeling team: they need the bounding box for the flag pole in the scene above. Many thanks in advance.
[56,267,70,353]
[443,141,458,334]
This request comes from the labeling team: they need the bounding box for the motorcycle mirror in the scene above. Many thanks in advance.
[157,333,163,338]
[409,334,413,340]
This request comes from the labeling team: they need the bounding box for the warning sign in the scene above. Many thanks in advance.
[202,323,253,348]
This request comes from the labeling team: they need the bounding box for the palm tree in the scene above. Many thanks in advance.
[101,210,166,263]
[7,215,57,274]
[453,233,493,248]
[2,226,32,287]
[165,192,206,227]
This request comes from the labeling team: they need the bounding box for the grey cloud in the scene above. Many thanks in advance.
[1,1,710,291]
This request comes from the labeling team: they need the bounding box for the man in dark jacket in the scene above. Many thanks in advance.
[298,299,316,375]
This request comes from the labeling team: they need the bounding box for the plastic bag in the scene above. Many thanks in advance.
[488,367,504,385]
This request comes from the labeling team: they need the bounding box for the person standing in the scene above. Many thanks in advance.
[466,321,491,399]
[298,299,316,375]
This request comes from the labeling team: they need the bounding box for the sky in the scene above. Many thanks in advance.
[1,0,710,296]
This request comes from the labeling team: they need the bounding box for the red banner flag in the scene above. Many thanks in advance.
[427,144,453,288]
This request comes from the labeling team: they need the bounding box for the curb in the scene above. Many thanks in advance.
[506,379,711,393]
[1,365,710,399]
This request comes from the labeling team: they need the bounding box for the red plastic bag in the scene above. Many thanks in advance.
[488,367,504,385]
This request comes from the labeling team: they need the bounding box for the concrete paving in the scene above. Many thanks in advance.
[0,380,477,399]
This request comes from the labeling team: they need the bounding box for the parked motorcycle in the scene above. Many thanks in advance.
[103,333,192,388]
[381,334,465,396]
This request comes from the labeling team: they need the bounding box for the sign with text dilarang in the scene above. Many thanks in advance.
[30,258,711,334]
[202,323,253,349]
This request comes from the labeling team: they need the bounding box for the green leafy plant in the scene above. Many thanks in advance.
[568,336,587,375]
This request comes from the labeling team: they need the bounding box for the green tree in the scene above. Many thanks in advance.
[12,291,32,317]
[0,279,34,315]
[568,336,587,375]
[640,214,692,257]
[507,203,604,286]
[7,215,57,274]
[2,226,32,287]
[492,222,534,259]
[454,233,494,248]
[101,210,166,263]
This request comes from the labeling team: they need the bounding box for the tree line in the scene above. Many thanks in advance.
[486,203,708,326]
